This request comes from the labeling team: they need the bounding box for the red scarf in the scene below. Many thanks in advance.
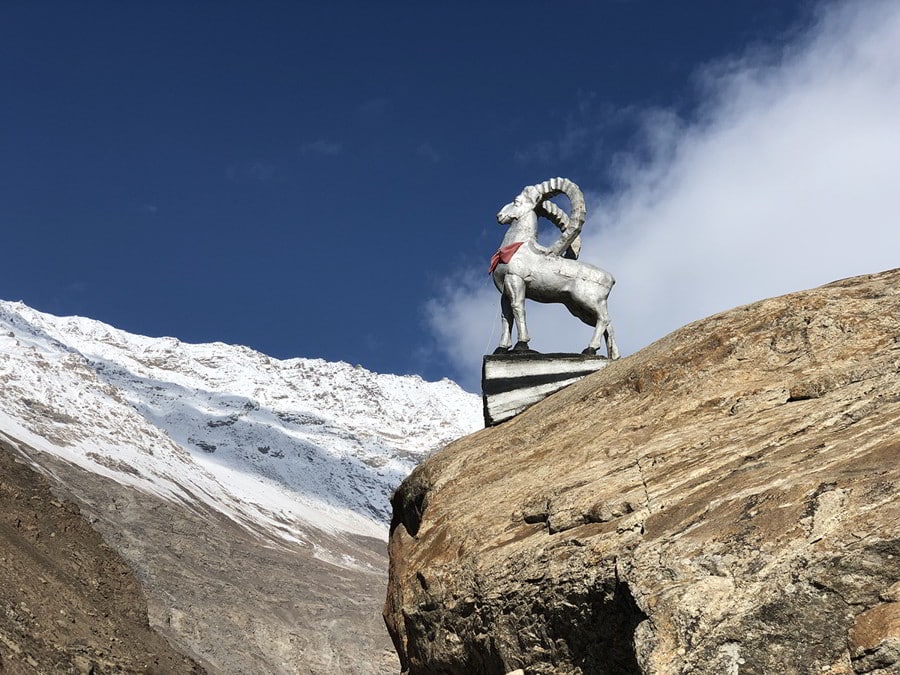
[488,242,524,274]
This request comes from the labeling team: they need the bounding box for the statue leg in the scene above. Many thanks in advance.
[495,295,514,353]
[503,275,530,349]
[585,300,618,358]
[604,321,620,360]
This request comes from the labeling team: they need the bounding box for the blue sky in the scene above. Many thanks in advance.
[3,2,899,391]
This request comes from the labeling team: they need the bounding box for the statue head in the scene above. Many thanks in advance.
[496,185,543,225]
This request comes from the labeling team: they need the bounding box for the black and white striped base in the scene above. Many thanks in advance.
[481,353,610,426]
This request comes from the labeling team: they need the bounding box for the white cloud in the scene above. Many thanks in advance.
[426,1,900,391]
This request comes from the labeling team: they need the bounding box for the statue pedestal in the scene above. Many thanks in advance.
[481,353,610,426]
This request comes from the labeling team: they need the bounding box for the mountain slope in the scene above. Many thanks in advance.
[0,300,480,541]
[0,300,481,672]
[0,439,203,674]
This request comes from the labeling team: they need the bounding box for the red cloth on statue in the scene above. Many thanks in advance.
[488,242,524,274]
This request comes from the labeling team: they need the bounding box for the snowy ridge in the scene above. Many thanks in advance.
[0,300,481,545]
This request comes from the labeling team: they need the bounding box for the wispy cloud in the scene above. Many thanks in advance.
[356,97,391,119]
[417,141,441,163]
[427,1,900,390]
[225,160,277,182]
[513,92,630,167]
[300,139,343,156]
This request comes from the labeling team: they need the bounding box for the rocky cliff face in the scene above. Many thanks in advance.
[385,269,900,674]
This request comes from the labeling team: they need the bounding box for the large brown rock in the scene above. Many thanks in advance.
[384,269,900,674]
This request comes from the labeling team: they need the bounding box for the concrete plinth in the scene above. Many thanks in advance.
[482,353,610,426]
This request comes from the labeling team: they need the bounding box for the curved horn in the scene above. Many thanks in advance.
[537,200,570,233]
[532,177,585,258]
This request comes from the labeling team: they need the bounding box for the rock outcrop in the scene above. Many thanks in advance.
[385,269,900,674]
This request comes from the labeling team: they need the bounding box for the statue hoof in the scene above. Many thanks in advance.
[581,347,598,356]
[512,341,536,353]
[493,346,511,355]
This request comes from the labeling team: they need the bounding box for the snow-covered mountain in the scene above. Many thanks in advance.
[0,299,482,672]
[0,300,481,545]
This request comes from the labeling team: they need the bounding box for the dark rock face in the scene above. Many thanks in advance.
[0,441,202,673]
[385,269,900,674]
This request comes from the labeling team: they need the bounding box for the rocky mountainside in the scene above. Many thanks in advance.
[385,268,900,674]
[0,438,202,674]
[0,300,480,538]
[0,300,481,672]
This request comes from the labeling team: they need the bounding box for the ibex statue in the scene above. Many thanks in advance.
[490,177,619,359]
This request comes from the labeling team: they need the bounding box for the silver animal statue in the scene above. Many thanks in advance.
[490,177,619,358]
